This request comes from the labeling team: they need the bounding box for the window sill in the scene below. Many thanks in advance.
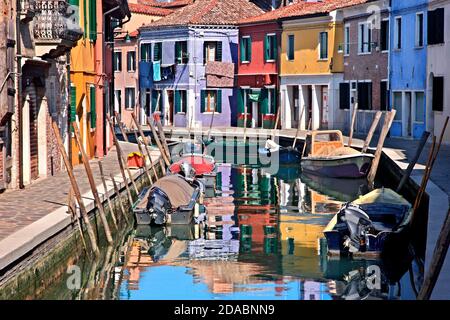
[265,60,276,63]
[125,108,134,111]
[317,58,328,62]
[357,52,372,56]
[202,112,221,114]
[127,70,136,73]
[241,61,250,64]
[176,112,186,115]
[381,50,389,54]
[114,71,121,73]
[415,46,425,50]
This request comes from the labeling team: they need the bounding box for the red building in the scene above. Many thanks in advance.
[237,20,281,128]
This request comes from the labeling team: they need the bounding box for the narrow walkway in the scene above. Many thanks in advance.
[0,142,160,270]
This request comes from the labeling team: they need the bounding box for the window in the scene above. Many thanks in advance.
[319,32,328,60]
[175,90,187,114]
[114,89,121,113]
[125,88,135,110]
[394,17,402,50]
[287,35,294,60]
[415,92,425,122]
[89,0,97,41]
[153,42,162,61]
[357,82,372,110]
[267,88,276,114]
[265,34,277,61]
[339,83,350,109]
[151,90,162,113]
[358,22,372,54]
[344,25,350,55]
[432,76,444,111]
[89,86,96,129]
[175,41,188,64]
[141,43,151,62]
[428,8,445,45]
[393,92,403,121]
[113,51,122,72]
[201,90,222,113]
[127,51,136,72]
[381,20,389,51]
[241,37,252,63]
[416,13,424,47]
[204,41,222,64]
[380,81,389,111]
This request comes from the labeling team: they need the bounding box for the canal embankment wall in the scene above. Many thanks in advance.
[0,142,161,298]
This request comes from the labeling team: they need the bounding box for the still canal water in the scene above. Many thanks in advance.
[105,162,421,301]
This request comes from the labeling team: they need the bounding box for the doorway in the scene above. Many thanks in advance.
[167,90,174,126]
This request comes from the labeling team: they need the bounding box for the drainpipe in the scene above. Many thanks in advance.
[16,0,24,189]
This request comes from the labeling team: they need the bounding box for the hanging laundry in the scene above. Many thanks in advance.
[153,61,161,82]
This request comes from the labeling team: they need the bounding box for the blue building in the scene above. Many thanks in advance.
[390,0,428,138]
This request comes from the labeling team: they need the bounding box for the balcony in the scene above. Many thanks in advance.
[33,0,83,59]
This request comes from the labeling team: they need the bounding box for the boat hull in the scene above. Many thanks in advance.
[301,154,374,178]
[258,147,301,165]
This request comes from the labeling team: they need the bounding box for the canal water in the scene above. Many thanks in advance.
[94,162,421,301]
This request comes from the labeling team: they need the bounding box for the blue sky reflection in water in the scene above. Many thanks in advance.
[116,164,420,300]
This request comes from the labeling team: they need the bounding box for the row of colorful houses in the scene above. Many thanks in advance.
[115,0,449,144]
[0,0,131,191]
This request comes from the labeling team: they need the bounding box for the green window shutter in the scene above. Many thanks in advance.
[90,86,96,129]
[238,89,244,113]
[271,88,277,114]
[175,90,181,113]
[265,35,269,61]
[200,90,206,113]
[261,89,269,114]
[154,43,161,61]
[70,86,77,132]
[83,0,87,38]
[273,36,278,61]
[240,39,245,63]
[248,38,252,62]
[89,0,97,41]
[216,90,222,113]
[216,41,222,62]
[69,0,79,5]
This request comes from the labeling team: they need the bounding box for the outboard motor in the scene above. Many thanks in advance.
[339,203,373,253]
[146,188,172,225]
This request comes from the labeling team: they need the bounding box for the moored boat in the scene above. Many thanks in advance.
[258,139,302,165]
[301,130,374,178]
[133,175,202,225]
[169,154,217,188]
[323,188,413,258]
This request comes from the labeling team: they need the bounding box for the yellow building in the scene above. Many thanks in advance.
[70,0,130,165]
[278,2,346,131]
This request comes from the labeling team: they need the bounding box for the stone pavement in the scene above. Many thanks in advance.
[0,142,159,242]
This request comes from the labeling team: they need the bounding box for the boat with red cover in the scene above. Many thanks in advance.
[169,154,217,189]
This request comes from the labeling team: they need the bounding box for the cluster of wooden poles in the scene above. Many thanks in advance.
[51,112,172,258]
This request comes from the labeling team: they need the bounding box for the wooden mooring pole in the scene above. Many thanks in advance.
[418,208,450,300]
[110,173,130,224]
[348,103,359,147]
[155,119,171,162]
[133,131,154,184]
[51,122,99,256]
[106,115,139,195]
[147,116,171,167]
[131,112,159,181]
[115,111,129,142]
[396,131,431,193]
[98,161,118,229]
[367,110,396,187]
[362,111,382,153]
[72,121,114,244]
[106,115,137,204]
[292,105,306,148]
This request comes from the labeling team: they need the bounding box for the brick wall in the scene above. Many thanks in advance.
[343,11,389,110]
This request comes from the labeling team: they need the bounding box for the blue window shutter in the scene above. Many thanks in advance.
[216,90,222,113]
[200,90,206,113]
